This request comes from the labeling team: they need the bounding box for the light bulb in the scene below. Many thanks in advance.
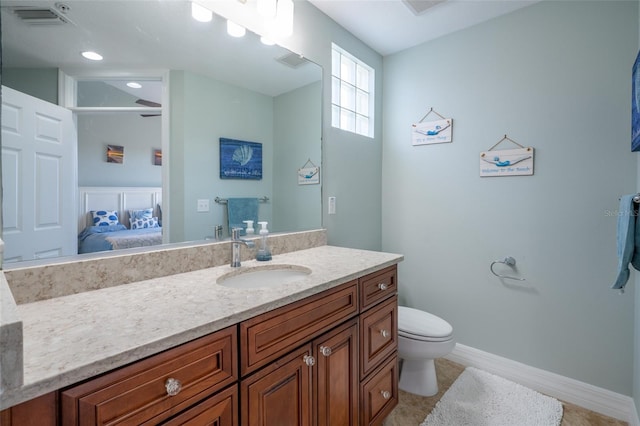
[227,20,246,37]
[81,51,103,61]
[191,2,212,22]
[275,0,294,37]
[257,0,276,18]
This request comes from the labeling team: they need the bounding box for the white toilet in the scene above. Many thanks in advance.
[398,306,455,397]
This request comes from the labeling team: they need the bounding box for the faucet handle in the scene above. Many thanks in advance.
[231,228,242,239]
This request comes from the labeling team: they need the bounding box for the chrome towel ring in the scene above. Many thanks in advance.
[490,256,525,281]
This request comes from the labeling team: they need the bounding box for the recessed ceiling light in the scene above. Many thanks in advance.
[227,20,246,38]
[126,82,142,89]
[81,51,103,61]
[191,2,212,22]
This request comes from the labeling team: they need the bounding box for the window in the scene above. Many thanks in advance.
[331,43,374,138]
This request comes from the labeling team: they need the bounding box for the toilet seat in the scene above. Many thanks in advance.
[398,306,453,342]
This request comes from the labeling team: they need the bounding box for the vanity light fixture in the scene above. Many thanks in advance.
[81,51,103,61]
[275,0,294,37]
[227,19,246,37]
[126,82,142,89]
[191,2,212,22]
[257,0,276,18]
[260,36,275,46]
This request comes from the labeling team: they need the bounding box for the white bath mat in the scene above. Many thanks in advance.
[421,367,563,426]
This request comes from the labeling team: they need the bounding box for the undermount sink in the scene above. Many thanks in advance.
[216,265,312,289]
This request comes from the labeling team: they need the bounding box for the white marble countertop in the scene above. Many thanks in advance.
[0,245,402,409]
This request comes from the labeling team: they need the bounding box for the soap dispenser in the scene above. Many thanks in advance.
[243,220,255,236]
[256,221,272,261]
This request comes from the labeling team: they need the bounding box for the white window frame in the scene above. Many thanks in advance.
[331,43,375,138]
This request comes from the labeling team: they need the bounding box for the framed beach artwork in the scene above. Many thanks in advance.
[632,49,640,152]
[219,137,263,180]
[106,145,124,163]
[153,149,162,166]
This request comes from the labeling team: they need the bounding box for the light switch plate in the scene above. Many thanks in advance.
[328,196,336,215]
[197,199,210,212]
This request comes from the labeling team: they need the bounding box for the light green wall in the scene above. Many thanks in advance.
[77,114,161,187]
[2,68,58,104]
[382,0,638,395]
[169,70,274,242]
[273,81,322,233]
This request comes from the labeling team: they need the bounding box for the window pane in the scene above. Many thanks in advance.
[340,109,355,132]
[340,83,356,111]
[356,89,368,116]
[332,105,340,128]
[356,65,369,91]
[332,76,341,104]
[356,115,369,136]
[332,49,341,77]
[341,56,356,85]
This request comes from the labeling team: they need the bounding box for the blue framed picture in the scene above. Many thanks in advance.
[220,138,263,180]
[632,50,640,151]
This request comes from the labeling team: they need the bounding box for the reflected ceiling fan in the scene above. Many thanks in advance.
[135,98,162,117]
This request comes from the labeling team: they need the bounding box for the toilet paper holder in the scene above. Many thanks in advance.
[490,256,525,281]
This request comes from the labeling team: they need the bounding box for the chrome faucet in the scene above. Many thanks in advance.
[231,228,255,267]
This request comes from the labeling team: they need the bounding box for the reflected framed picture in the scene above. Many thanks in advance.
[632,50,640,151]
[153,149,162,166]
[107,145,124,163]
[220,137,262,180]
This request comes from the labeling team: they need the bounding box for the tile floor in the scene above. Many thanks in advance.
[384,358,628,426]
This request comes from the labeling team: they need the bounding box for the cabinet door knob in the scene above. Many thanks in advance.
[380,390,391,400]
[320,345,332,357]
[303,354,316,367]
[380,329,390,338]
[378,282,388,291]
[165,378,182,396]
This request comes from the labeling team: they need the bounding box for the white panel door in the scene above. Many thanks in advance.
[2,86,77,263]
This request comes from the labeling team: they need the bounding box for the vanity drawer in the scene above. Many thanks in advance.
[61,326,237,426]
[240,280,358,376]
[162,384,238,426]
[359,265,397,311]
[360,354,398,426]
[360,295,398,378]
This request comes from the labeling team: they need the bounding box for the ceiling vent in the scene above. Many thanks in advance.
[402,0,446,16]
[9,6,72,25]
[276,53,309,69]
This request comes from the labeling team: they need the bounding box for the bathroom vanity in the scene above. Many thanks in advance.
[0,237,402,425]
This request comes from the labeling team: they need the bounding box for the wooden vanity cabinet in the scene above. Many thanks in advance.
[2,264,400,426]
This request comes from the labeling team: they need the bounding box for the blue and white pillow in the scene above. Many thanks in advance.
[130,216,159,229]
[129,208,154,220]
[91,210,120,226]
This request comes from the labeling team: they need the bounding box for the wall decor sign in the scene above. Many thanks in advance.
[412,107,453,146]
[480,147,534,177]
[106,145,124,164]
[297,158,320,185]
[220,137,263,180]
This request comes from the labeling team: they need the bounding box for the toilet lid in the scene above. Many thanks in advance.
[398,306,453,340]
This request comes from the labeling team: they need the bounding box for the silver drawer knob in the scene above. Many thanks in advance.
[380,329,390,338]
[165,378,182,396]
[378,282,388,291]
[380,390,391,400]
[320,345,332,357]
[303,354,316,367]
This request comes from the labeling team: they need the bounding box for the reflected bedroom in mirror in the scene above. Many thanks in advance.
[0,0,322,267]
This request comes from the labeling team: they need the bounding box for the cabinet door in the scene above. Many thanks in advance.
[161,385,238,426]
[360,295,398,378]
[314,319,359,426]
[241,345,313,426]
[360,355,398,426]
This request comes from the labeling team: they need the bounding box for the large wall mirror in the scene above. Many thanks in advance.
[1,0,322,266]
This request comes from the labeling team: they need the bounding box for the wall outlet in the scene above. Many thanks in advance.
[197,199,210,212]
[328,196,336,215]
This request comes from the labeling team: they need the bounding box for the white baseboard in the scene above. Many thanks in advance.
[445,343,638,424]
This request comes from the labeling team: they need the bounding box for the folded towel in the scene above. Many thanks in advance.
[227,198,259,236]
[612,195,638,289]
